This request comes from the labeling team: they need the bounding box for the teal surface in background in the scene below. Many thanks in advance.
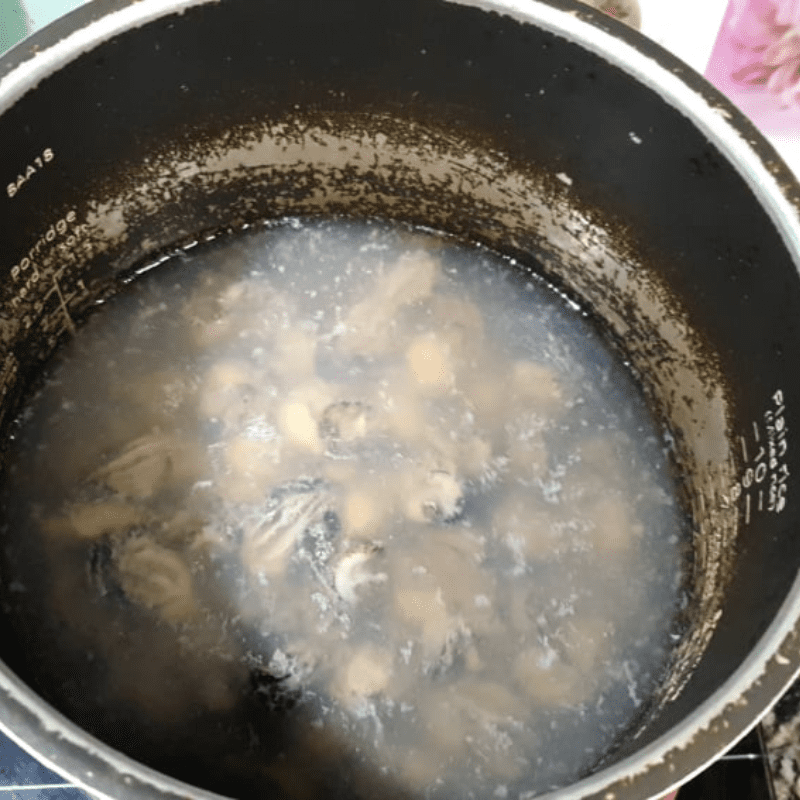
[0,0,87,54]
[0,0,28,54]
[23,0,85,30]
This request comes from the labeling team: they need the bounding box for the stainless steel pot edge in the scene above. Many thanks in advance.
[0,661,231,800]
[0,666,228,800]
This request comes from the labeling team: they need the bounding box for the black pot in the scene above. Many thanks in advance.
[0,1,799,798]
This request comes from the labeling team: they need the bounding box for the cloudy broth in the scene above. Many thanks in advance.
[0,218,687,798]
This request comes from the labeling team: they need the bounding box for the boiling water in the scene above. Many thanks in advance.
[0,219,687,799]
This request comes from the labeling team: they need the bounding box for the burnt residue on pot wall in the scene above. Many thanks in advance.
[0,0,798,797]
[0,122,725,786]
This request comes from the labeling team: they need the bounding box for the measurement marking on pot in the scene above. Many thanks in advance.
[51,274,77,335]
[8,210,87,298]
[7,214,92,320]
[34,270,88,339]
[5,147,55,199]
[0,354,18,400]
[729,390,790,516]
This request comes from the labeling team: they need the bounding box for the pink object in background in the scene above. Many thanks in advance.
[706,0,800,130]
[660,791,679,800]
[728,0,800,100]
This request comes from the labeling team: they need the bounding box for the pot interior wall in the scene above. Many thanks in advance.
[0,0,799,795]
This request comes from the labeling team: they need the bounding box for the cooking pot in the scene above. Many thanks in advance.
[0,0,799,798]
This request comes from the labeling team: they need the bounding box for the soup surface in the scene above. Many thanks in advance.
[0,218,687,798]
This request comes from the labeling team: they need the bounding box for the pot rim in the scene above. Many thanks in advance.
[1,2,800,799]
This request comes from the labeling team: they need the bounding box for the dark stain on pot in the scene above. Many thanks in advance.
[688,150,725,178]
[0,108,734,791]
